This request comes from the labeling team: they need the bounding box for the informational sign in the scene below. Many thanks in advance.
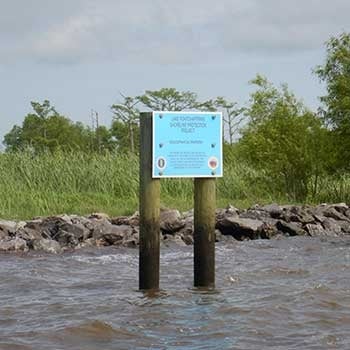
[152,111,223,178]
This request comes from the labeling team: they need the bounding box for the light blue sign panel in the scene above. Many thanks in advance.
[152,111,223,178]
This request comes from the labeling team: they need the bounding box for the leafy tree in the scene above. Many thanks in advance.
[111,95,140,153]
[111,88,215,153]
[315,32,350,170]
[237,75,329,201]
[3,125,22,152]
[214,97,245,144]
[20,100,58,149]
[93,125,116,153]
[110,120,138,154]
[137,88,199,111]
[4,100,59,152]
[3,100,102,153]
[31,100,58,119]
[137,88,245,144]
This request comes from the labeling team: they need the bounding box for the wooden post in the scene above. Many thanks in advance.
[139,112,160,290]
[194,178,216,288]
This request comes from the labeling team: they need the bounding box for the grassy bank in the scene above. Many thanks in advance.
[0,151,349,220]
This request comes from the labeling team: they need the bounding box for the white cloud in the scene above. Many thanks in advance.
[32,13,103,62]
[0,0,350,64]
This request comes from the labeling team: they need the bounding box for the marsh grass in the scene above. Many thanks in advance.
[311,173,350,204]
[0,150,349,220]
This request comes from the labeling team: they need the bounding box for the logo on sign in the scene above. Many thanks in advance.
[208,156,219,170]
[156,157,167,170]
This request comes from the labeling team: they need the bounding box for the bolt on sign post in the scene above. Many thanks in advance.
[139,111,223,290]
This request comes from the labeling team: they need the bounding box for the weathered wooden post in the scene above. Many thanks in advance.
[194,178,216,288]
[139,112,160,290]
[139,111,222,290]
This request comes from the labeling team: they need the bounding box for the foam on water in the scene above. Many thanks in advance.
[71,253,138,266]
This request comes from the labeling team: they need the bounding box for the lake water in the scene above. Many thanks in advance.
[1,236,350,350]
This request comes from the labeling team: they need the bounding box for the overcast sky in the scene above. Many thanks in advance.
[1,0,350,147]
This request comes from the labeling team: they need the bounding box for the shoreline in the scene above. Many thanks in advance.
[0,203,349,254]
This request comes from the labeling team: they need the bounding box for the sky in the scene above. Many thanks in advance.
[1,0,350,148]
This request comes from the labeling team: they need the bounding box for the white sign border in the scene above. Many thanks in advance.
[152,111,223,178]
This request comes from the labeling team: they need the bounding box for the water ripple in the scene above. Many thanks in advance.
[1,237,350,349]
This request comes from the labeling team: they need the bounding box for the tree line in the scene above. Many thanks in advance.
[3,32,350,202]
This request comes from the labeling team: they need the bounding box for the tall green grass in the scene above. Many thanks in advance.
[0,150,349,220]
[309,173,350,204]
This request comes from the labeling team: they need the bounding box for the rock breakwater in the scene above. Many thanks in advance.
[0,203,349,253]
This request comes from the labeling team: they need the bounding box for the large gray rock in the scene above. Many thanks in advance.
[260,221,280,239]
[122,229,139,247]
[31,239,62,253]
[160,209,185,233]
[55,230,79,247]
[0,230,8,240]
[76,238,97,249]
[314,204,350,222]
[0,238,28,252]
[279,206,315,224]
[88,213,110,221]
[312,214,349,235]
[58,222,91,241]
[25,217,65,239]
[322,206,350,222]
[332,203,349,215]
[103,225,133,245]
[25,219,44,231]
[0,220,18,236]
[162,233,187,247]
[345,209,350,220]
[276,221,307,236]
[305,224,328,236]
[322,218,343,235]
[216,206,240,222]
[294,208,315,224]
[260,204,283,218]
[165,210,194,245]
[337,220,350,234]
[111,211,139,227]
[91,219,133,245]
[238,209,279,238]
[86,218,110,239]
[25,216,91,245]
[15,227,42,241]
[179,226,194,245]
[217,216,265,240]
[111,216,130,226]
[240,209,271,221]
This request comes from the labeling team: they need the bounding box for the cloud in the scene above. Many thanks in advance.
[1,0,350,65]
[219,0,350,52]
